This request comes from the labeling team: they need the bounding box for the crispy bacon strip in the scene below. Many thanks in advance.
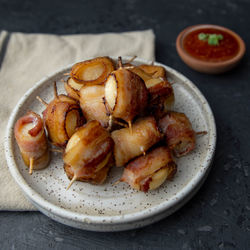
[64,157,113,185]
[146,78,174,118]
[16,113,43,138]
[121,146,177,192]
[43,102,83,147]
[104,58,148,125]
[138,64,166,78]
[64,77,83,101]
[111,116,161,167]
[128,65,174,118]
[41,84,84,147]
[79,84,109,127]
[158,111,196,157]
[70,57,114,85]
[14,111,50,172]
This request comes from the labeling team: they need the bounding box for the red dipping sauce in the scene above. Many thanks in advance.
[183,28,239,62]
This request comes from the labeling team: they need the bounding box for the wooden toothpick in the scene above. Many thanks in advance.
[29,157,34,175]
[126,55,137,64]
[36,96,48,107]
[66,175,77,190]
[112,179,121,186]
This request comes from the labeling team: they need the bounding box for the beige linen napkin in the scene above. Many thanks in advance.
[0,30,155,211]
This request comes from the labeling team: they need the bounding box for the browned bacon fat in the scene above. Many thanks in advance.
[146,77,174,118]
[64,77,83,101]
[63,120,114,189]
[14,111,50,174]
[104,57,148,128]
[120,146,177,192]
[64,158,113,185]
[111,116,161,167]
[158,111,196,157]
[70,57,115,85]
[41,83,84,147]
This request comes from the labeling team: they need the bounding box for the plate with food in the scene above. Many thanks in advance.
[5,56,216,231]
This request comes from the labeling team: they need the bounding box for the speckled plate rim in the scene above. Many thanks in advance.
[5,56,216,227]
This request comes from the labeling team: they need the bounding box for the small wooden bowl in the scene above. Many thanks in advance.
[176,24,246,74]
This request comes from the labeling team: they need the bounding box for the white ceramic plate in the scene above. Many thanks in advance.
[5,57,216,232]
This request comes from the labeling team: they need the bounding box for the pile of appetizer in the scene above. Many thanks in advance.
[14,56,205,192]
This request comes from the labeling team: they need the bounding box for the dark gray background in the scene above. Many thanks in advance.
[1,0,249,249]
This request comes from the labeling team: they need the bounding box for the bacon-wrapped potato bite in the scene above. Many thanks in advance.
[146,77,174,119]
[128,64,174,118]
[120,146,177,192]
[70,57,114,85]
[40,83,84,147]
[158,111,196,157]
[14,111,50,174]
[104,57,148,129]
[79,84,109,127]
[63,120,114,189]
[111,116,161,167]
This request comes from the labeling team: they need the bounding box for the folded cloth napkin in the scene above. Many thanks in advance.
[0,29,155,211]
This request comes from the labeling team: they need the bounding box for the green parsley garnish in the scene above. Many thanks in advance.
[198,33,208,40]
[198,33,224,46]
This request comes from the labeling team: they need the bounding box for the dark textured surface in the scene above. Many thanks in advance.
[1,0,249,249]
